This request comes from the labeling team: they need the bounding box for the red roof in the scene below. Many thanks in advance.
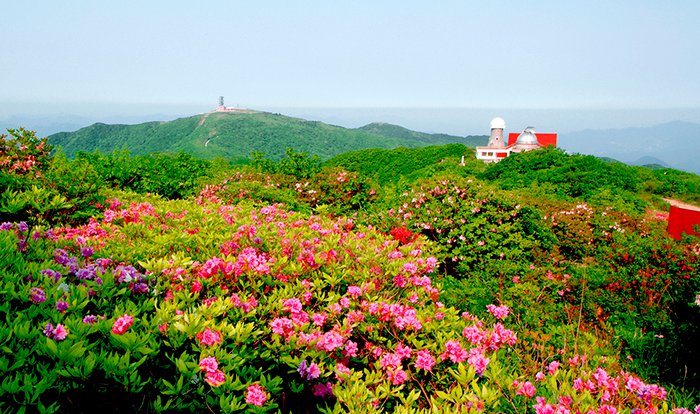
[507,132,558,147]
[668,205,700,240]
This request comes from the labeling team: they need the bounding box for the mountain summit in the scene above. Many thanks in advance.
[48,111,487,161]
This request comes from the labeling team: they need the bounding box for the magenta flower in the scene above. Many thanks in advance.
[298,360,321,380]
[196,328,222,347]
[111,314,134,335]
[30,287,46,303]
[82,315,98,325]
[312,382,333,398]
[246,384,267,406]
[514,380,537,397]
[205,370,225,387]
[44,323,68,341]
[415,349,436,371]
[199,356,219,373]
[486,304,510,320]
[55,301,69,313]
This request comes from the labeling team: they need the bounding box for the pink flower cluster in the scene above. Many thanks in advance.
[196,328,222,347]
[513,380,537,397]
[486,304,510,320]
[197,247,271,281]
[43,323,68,341]
[199,356,226,387]
[111,314,134,335]
[246,384,267,406]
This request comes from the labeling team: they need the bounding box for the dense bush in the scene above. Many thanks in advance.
[76,150,212,199]
[478,148,648,213]
[2,131,700,412]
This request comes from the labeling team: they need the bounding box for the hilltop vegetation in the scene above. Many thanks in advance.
[48,112,487,161]
[2,127,700,413]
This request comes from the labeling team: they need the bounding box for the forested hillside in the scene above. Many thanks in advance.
[48,112,487,161]
[2,127,700,413]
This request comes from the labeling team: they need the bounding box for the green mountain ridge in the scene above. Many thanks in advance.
[48,111,487,161]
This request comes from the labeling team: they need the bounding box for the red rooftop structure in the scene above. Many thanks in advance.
[667,202,700,240]
[476,118,557,163]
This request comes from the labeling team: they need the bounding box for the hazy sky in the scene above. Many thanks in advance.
[2,1,700,133]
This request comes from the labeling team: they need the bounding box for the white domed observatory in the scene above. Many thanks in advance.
[475,119,557,163]
[487,117,506,148]
[511,127,540,152]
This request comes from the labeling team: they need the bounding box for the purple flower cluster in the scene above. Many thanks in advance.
[54,249,79,273]
[40,268,62,282]
[29,287,46,303]
[80,246,94,258]
[55,301,69,313]
[82,315,98,325]
[114,265,149,294]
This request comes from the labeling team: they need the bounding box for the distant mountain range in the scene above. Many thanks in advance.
[558,121,700,174]
[46,111,487,161]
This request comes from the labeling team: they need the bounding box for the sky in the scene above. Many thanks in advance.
[2,1,700,134]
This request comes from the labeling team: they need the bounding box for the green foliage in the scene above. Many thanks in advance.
[76,150,212,199]
[478,147,648,213]
[48,112,483,162]
[3,127,700,412]
[326,144,485,185]
[251,148,321,179]
[1,129,100,227]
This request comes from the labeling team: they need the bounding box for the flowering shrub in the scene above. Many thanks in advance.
[2,187,696,413]
[1,135,699,412]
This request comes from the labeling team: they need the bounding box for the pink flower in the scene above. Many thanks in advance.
[298,360,321,380]
[514,380,537,397]
[347,285,362,298]
[111,314,134,335]
[441,340,467,364]
[467,349,490,376]
[547,361,560,375]
[205,370,225,387]
[395,343,412,360]
[388,368,408,385]
[316,331,344,352]
[344,340,358,357]
[415,349,436,371]
[199,356,219,373]
[246,384,267,406]
[311,313,327,327]
[283,298,303,313]
[335,363,351,382]
[52,324,68,341]
[533,396,555,414]
[486,304,510,320]
[196,328,222,347]
[271,317,294,337]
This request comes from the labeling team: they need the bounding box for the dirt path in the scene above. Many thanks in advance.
[664,198,700,212]
[197,113,210,127]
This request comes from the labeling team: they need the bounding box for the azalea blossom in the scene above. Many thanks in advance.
[111,314,134,335]
[246,384,267,406]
